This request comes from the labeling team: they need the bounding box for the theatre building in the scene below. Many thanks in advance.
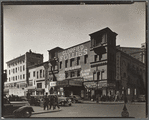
[48,27,118,99]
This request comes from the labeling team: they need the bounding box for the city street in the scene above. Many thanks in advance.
[31,102,146,118]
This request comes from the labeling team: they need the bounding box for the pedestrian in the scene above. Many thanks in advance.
[49,95,55,110]
[54,95,60,110]
[43,93,49,110]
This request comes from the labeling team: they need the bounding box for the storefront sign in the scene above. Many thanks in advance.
[65,65,81,71]
[69,80,82,86]
[59,45,88,61]
[50,82,57,87]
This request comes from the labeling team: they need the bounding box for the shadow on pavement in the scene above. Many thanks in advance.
[33,109,62,115]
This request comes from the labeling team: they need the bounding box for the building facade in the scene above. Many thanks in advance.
[4,50,43,96]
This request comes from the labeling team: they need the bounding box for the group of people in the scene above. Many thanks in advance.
[43,93,60,110]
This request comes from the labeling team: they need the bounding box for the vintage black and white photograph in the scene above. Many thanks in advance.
[2,1,147,118]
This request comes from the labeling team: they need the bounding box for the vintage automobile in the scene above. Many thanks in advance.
[3,97,34,118]
[58,95,72,106]
[69,95,83,103]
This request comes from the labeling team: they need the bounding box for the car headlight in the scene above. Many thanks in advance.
[68,99,71,102]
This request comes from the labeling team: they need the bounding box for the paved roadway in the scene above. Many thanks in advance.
[31,102,146,118]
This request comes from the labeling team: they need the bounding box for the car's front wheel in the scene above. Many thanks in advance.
[23,110,32,118]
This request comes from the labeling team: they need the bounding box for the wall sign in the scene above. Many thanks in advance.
[59,45,88,61]
[50,82,57,87]
[65,65,81,71]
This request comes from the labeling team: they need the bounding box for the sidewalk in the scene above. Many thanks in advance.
[32,106,62,115]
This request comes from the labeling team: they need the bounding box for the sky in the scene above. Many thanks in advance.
[3,2,146,69]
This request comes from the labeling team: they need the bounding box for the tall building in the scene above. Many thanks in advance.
[4,50,43,96]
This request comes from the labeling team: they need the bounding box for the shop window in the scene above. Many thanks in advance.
[84,55,88,64]
[77,57,80,65]
[37,83,42,88]
[71,71,75,77]
[60,61,62,69]
[128,88,130,95]
[65,60,68,68]
[40,70,42,78]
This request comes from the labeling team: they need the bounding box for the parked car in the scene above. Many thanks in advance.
[69,95,83,103]
[3,97,34,118]
[137,95,146,102]
[57,95,72,106]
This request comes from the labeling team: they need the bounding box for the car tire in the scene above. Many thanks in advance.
[23,110,31,118]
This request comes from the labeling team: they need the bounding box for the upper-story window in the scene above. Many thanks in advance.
[13,69,15,73]
[20,66,22,72]
[40,70,42,78]
[60,61,62,69]
[16,76,17,80]
[94,55,98,62]
[28,72,30,78]
[33,71,35,77]
[37,83,42,88]
[77,57,80,65]
[16,68,17,73]
[70,71,75,77]
[77,70,80,77]
[84,55,88,64]
[23,65,25,71]
[9,70,10,75]
[23,74,25,79]
[65,60,68,68]
[37,71,38,79]
[70,58,74,67]
[43,70,44,77]
[65,72,69,78]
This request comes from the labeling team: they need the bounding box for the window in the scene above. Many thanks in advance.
[43,70,44,77]
[28,72,30,78]
[65,72,69,78]
[123,73,126,78]
[13,77,14,81]
[16,68,17,73]
[134,89,137,95]
[40,70,42,78]
[77,70,80,77]
[71,71,75,77]
[13,69,15,73]
[37,83,42,88]
[94,55,98,62]
[20,66,22,72]
[18,67,19,71]
[18,75,19,79]
[9,70,10,75]
[65,60,68,68]
[37,71,38,79]
[20,75,22,80]
[84,55,88,64]
[23,65,25,71]
[9,77,10,81]
[128,88,130,95]
[77,57,80,65]
[60,61,62,69]
[97,72,100,80]
[33,71,35,77]
[16,76,17,80]
[23,74,25,79]
[70,58,74,67]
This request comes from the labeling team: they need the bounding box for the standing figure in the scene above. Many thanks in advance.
[43,93,49,110]
[49,95,55,110]
[54,95,60,110]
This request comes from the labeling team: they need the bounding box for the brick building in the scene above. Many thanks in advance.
[4,50,43,96]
